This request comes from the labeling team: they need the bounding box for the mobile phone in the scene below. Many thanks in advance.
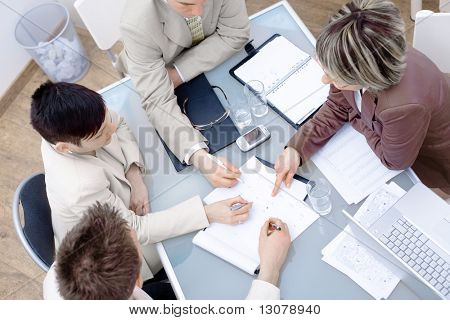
[236,125,271,152]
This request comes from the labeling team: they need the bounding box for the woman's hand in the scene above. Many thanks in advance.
[204,196,252,225]
[272,147,301,196]
[257,218,291,286]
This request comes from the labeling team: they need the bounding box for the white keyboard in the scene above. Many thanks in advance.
[379,216,450,298]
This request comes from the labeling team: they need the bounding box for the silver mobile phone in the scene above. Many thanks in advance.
[236,125,271,152]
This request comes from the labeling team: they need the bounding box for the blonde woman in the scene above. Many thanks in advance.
[272,0,450,199]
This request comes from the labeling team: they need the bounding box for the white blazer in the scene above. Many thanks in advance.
[42,110,209,279]
[43,263,281,300]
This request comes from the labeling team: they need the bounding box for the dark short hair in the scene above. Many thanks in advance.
[56,203,141,300]
[30,81,106,145]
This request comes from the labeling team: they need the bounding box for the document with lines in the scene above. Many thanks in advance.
[310,124,403,204]
[322,225,401,299]
[193,156,318,275]
[232,35,329,125]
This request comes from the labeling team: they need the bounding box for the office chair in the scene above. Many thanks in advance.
[413,10,450,73]
[74,0,127,68]
[12,173,55,272]
[411,0,450,20]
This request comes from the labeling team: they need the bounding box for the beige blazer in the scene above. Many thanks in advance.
[42,110,209,279]
[43,263,281,300]
[119,0,250,161]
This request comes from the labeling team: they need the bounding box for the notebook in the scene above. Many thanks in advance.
[310,124,404,204]
[230,34,329,127]
[192,156,319,275]
[158,74,241,172]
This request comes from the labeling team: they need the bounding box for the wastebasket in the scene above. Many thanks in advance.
[15,2,90,83]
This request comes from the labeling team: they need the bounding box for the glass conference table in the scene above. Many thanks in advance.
[101,1,423,299]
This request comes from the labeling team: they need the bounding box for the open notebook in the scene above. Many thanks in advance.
[193,156,319,275]
[310,124,404,204]
[230,34,329,126]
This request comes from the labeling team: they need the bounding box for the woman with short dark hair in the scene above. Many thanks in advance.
[273,0,450,199]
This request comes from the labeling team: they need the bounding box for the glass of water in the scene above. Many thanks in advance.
[231,101,253,132]
[306,178,332,215]
[244,80,269,117]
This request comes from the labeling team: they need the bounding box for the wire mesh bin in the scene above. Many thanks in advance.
[15,2,90,83]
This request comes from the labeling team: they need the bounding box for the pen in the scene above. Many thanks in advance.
[270,223,282,231]
[255,156,310,184]
[230,203,245,211]
[207,153,243,183]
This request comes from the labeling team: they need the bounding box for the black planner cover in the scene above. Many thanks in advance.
[158,74,240,172]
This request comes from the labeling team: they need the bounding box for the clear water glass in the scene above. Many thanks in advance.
[231,103,253,132]
[306,178,332,215]
[244,80,269,117]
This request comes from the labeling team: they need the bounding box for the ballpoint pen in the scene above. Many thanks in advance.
[270,222,282,231]
[207,153,243,183]
[230,203,245,211]
[256,156,309,184]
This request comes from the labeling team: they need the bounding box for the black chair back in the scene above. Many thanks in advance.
[19,174,55,268]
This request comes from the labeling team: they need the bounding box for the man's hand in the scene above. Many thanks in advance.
[204,196,252,225]
[166,66,183,89]
[272,147,301,196]
[257,218,291,286]
[191,149,241,188]
[125,164,150,216]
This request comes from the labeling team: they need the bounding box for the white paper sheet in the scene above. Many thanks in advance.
[354,182,407,228]
[311,124,403,204]
[235,36,310,93]
[234,35,329,124]
[193,156,319,274]
[322,226,401,299]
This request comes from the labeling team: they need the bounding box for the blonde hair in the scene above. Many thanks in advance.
[316,0,406,91]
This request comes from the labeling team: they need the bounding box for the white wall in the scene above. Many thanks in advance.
[0,0,85,99]
[57,0,86,28]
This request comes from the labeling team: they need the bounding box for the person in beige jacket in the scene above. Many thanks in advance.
[119,0,250,188]
[30,81,252,280]
[43,204,291,300]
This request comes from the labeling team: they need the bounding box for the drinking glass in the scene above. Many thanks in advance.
[231,101,253,132]
[306,178,332,215]
[244,80,269,117]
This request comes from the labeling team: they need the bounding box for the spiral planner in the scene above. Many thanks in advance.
[230,34,329,127]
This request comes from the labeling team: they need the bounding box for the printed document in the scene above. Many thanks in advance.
[310,124,403,204]
[322,225,401,299]
[193,156,318,274]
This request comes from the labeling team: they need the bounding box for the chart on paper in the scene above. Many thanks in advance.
[311,124,403,204]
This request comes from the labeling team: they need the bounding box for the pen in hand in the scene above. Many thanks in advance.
[270,222,282,231]
[207,154,243,183]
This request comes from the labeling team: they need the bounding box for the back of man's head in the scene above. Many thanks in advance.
[30,81,106,145]
[56,203,140,299]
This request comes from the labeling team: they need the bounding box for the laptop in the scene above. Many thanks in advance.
[343,183,450,299]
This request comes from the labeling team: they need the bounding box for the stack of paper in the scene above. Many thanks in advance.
[322,226,401,299]
[311,124,403,204]
[321,183,406,299]
[193,156,319,274]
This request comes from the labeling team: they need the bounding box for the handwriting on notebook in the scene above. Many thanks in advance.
[193,156,319,275]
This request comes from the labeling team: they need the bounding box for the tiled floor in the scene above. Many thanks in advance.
[0,0,438,299]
